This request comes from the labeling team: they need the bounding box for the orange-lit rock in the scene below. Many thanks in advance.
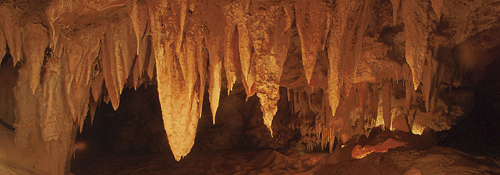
[351,138,405,159]
[0,0,498,174]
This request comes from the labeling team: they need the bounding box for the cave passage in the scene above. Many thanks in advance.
[1,0,500,174]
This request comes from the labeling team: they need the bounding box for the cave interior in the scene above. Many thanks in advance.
[1,0,500,174]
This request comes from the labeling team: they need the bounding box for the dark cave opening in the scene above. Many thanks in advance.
[439,56,500,156]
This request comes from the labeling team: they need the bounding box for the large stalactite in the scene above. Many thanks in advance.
[0,0,499,174]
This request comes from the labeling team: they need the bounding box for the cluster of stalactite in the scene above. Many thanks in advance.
[0,0,499,173]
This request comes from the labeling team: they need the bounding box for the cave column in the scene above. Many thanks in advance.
[12,57,79,175]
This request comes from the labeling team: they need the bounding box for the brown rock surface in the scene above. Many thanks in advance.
[0,0,499,174]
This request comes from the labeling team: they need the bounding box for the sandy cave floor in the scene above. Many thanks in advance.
[70,147,500,175]
[71,149,327,175]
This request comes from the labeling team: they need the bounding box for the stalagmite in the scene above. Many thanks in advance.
[295,0,329,84]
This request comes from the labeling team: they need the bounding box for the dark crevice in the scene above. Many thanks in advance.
[0,118,15,131]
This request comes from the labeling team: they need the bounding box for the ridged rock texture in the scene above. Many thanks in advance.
[0,0,499,174]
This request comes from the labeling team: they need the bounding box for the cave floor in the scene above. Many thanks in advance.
[71,147,500,175]
[71,149,328,175]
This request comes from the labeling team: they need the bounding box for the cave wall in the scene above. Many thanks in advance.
[0,0,499,174]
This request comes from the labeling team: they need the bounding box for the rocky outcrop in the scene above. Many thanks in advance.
[0,0,499,174]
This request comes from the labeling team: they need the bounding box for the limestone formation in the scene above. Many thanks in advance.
[0,0,498,174]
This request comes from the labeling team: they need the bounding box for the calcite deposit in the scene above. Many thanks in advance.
[0,0,499,174]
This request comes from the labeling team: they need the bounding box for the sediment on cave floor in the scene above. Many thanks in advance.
[1,0,500,174]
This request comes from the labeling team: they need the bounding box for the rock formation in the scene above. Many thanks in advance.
[0,0,499,174]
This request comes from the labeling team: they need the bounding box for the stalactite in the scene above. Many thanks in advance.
[401,0,436,90]
[101,36,120,110]
[146,37,156,80]
[248,2,292,136]
[130,0,149,55]
[226,0,253,93]
[23,24,49,95]
[59,28,101,126]
[148,0,203,161]
[0,5,23,65]
[295,0,330,84]
[88,98,97,127]
[390,0,400,25]
[130,0,151,89]
[90,72,104,126]
[0,24,6,59]
[327,0,372,117]
[205,1,224,124]
[0,0,495,171]
[178,35,197,100]
[277,5,295,80]
[222,1,244,95]
[430,0,443,21]
[339,0,371,97]
[196,39,207,117]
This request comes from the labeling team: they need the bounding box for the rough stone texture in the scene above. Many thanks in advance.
[0,0,499,174]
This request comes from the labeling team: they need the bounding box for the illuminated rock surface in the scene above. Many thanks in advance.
[0,0,499,174]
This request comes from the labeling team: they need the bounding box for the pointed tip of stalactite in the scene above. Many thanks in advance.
[227,83,234,96]
[30,85,37,95]
[269,127,274,138]
[112,103,119,111]
[413,79,419,91]
[211,109,217,125]
[174,155,182,162]
[305,74,312,86]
